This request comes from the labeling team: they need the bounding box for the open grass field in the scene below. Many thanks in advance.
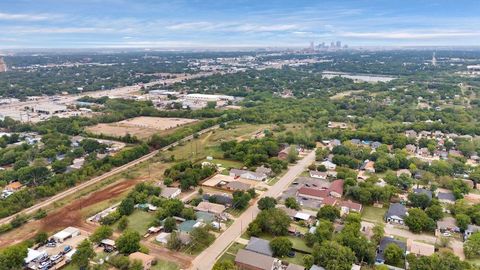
[86,116,197,139]
[169,123,273,161]
[259,234,312,253]
[362,206,387,223]
[120,209,157,234]
[151,260,181,270]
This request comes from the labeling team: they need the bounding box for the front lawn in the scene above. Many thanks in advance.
[151,260,180,270]
[362,206,387,223]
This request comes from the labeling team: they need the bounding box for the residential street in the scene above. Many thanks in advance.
[190,150,316,270]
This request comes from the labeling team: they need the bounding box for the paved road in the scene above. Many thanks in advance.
[190,150,316,270]
[0,124,222,226]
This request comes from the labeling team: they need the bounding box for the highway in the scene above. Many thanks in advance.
[0,123,222,226]
[190,150,316,270]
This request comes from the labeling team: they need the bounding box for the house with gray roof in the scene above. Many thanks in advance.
[230,169,267,181]
[375,237,406,264]
[465,224,480,240]
[235,249,276,270]
[437,192,455,204]
[385,203,407,225]
[245,237,273,256]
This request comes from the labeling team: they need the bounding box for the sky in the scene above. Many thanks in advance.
[0,0,479,49]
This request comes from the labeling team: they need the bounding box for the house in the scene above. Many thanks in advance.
[294,212,312,222]
[321,160,336,170]
[52,227,80,243]
[397,169,412,177]
[297,187,329,200]
[136,203,157,212]
[278,147,290,160]
[195,201,226,215]
[245,237,273,256]
[310,171,327,180]
[437,192,455,204]
[376,237,406,264]
[161,187,181,199]
[178,220,204,234]
[361,160,375,173]
[256,166,273,176]
[129,252,156,270]
[339,200,363,216]
[4,181,23,192]
[407,239,434,257]
[385,203,407,224]
[405,130,417,139]
[24,248,47,265]
[329,179,344,198]
[464,224,480,240]
[226,181,252,191]
[310,266,326,270]
[462,179,475,189]
[230,169,267,181]
[406,144,416,154]
[371,142,382,149]
[413,188,432,200]
[235,249,277,270]
[321,197,338,207]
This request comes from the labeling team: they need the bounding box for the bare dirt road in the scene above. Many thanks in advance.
[0,123,222,227]
[190,150,316,270]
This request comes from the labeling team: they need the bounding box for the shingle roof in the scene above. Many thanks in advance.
[413,188,432,199]
[376,237,406,262]
[235,249,275,270]
[438,192,455,201]
[245,237,273,256]
[298,187,329,198]
[386,203,406,219]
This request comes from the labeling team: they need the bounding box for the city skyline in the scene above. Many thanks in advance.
[0,0,480,49]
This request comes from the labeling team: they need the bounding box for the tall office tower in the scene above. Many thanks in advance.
[336,41,341,48]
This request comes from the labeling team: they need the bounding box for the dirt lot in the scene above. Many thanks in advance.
[0,179,139,248]
[86,117,197,139]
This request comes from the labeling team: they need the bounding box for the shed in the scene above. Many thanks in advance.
[53,227,80,243]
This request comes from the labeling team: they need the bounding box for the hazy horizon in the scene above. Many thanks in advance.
[1,0,480,49]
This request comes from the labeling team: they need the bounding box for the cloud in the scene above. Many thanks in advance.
[0,12,54,21]
[339,30,480,39]
[166,21,299,33]
[6,27,115,34]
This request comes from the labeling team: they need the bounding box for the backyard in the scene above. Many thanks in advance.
[361,206,387,223]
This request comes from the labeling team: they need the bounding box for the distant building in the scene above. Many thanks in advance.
[161,187,181,199]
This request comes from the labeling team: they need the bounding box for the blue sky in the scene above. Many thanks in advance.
[0,0,479,48]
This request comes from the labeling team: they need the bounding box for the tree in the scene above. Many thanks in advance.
[408,193,431,209]
[254,208,291,236]
[90,225,113,243]
[116,229,141,255]
[130,259,144,270]
[213,260,236,270]
[317,205,340,222]
[312,241,355,270]
[34,231,48,244]
[270,237,293,257]
[287,146,298,163]
[117,216,129,231]
[384,243,404,267]
[0,244,28,270]
[167,232,182,251]
[190,227,215,250]
[232,191,251,209]
[456,213,471,232]
[305,220,333,247]
[118,197,135,216]
[285,197,300,210]
[163,217,177,233]
[258,197,277,210]
[405,208,435,233]
[425,204,444,221]
[372,224,385,245]
[72,239,95,270]
[303,254,314,269]
[464,232,480,259]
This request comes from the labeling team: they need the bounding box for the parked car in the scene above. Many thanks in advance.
[50,253,64,263]
[443,232,452,237]
[63,245,72,254]
[104,246,115,253]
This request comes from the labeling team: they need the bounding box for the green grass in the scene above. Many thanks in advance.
[361,206,387,223]
[259,234,312,253]
[198,158,244,169]
[151,260,180,270]
[216,242,246,265]
[121,210,156,234]
[282,251,308,266]
[467,258,480,267]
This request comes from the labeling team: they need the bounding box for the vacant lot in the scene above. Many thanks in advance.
[86,116,197,139]
[120,210,156,235]
[362,206,387,223]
